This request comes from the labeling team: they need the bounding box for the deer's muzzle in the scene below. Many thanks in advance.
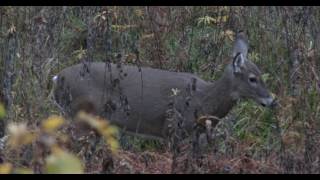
[258,96,277,108]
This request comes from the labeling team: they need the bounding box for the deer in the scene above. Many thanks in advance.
[51,31,277,144]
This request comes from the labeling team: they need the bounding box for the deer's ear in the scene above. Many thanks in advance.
[233,53,245,74]
[232,31,248,58]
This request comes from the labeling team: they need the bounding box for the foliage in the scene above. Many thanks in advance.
[0,104,5,119]
[0,6,319,173]
[76,111,119,154]
[45,146,83,174]
[0,111,118,174]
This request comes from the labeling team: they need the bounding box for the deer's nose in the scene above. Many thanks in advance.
[270,98,278,108]
[259,96,275,108]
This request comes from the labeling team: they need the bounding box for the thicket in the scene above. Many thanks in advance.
[0,6,319,173]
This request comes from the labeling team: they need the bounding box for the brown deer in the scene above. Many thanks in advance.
[52,31,276,141]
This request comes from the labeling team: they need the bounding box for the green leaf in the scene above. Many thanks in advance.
[14,168,33,174]
[45,147,83,174]
[0,103,6,119]
[261,73,270,82]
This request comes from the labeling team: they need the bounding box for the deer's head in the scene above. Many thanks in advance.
[230,31,277,108]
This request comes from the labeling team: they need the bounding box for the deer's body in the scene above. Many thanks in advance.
[52,31,276,140]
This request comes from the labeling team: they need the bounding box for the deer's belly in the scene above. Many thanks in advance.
[106,107,166,139]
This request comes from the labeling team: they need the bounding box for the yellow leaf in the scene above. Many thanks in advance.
[106,139,119,153]
[8,24,16,34]
[141,33,154,40]
[76,111,119,154]
[104,126,118,136]
[197,15,228,26]
[0,103,5,119]
[197,16,216,26]
[72,47,86,60]
[220,30,235,41]
[135,9,144,18]
[46,147,83,174]
[0,163,12,174]
[7,123,37,148]
[219,15,228,23]
[77,111,107,131]
[42,115,65,133]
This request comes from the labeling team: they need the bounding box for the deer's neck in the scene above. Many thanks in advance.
[201,66,238,118]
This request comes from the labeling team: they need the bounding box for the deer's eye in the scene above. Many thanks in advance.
[249,77,257,84]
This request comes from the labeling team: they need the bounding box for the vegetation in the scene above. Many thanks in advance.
[0,6,319,173]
